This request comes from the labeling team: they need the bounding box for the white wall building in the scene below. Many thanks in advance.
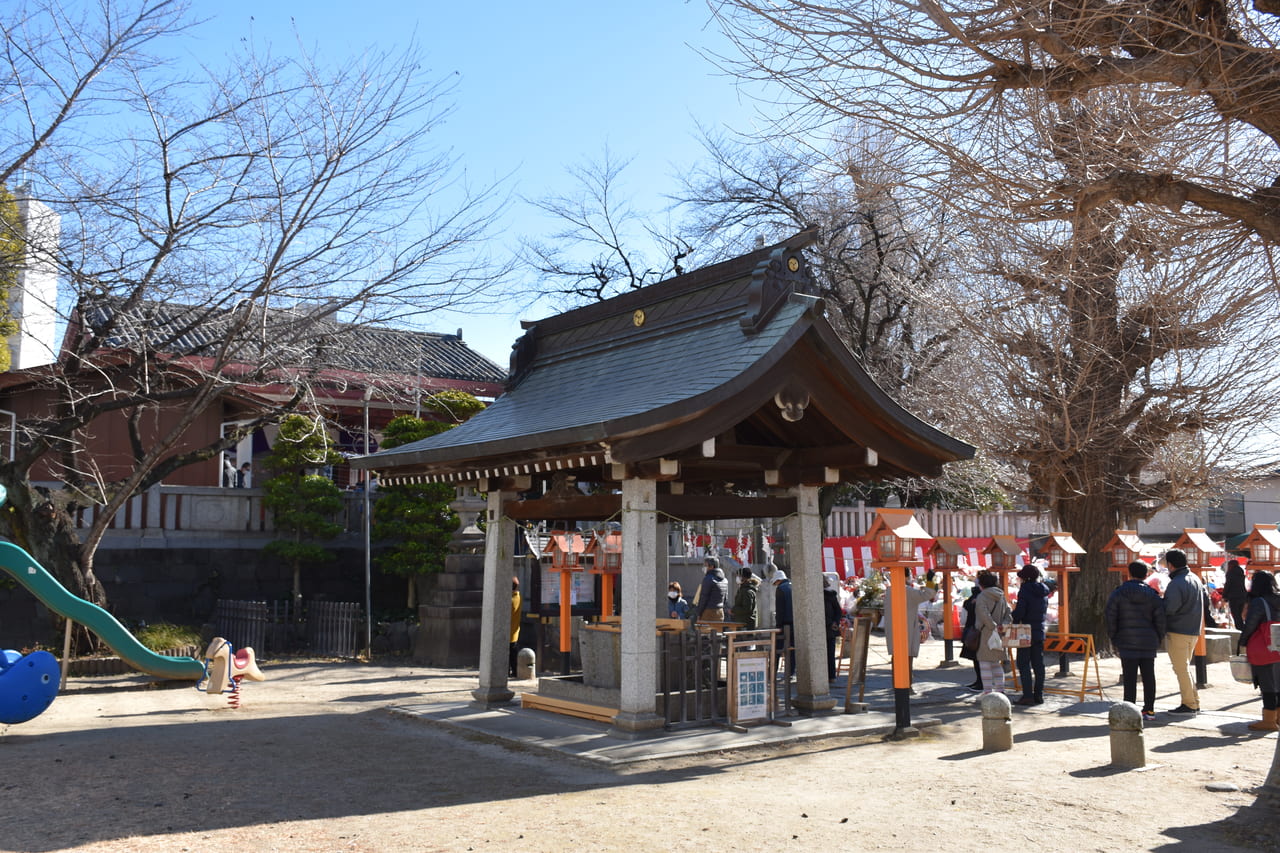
[5,191,59,370]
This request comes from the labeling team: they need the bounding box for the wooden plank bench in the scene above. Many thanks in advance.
[520,693,617,724]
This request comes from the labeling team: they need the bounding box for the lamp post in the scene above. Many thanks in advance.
[1236,524,1280,570]
[867,508,931,738]
[1103,530,1148,586]
[1043,531,1085,676]
[981,535,1024,590]
[926,537,965,667]
[362,388,373,659]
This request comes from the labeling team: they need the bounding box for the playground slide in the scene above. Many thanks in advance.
[0,541,206,681]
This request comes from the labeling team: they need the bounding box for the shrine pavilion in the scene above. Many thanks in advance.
[353,230,974,735]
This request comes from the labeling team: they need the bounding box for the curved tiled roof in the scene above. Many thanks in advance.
[358,231,974,485]
[77,299,506,384]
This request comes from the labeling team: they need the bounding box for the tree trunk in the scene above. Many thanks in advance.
[0,472,109,654]
[1053,492,1121,648]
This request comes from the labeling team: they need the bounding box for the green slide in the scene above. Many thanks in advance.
[0,540,206,681]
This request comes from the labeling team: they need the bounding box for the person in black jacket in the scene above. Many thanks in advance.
[1223,559,1248,631]
[1012,564,1050,706]
[960,584,983,691]
[1105,560,1168,720]
[823,574,844,682]
[1238,569,1280,732]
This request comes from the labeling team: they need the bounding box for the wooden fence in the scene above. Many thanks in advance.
[211,599,270,653]
[825,502,1050,539]
[212,598,362,658]
[306,600,363,658]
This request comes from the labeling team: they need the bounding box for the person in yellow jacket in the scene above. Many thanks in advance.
[509,577,522,678]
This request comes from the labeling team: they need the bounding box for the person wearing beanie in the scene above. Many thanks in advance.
[1162,549,1205,714]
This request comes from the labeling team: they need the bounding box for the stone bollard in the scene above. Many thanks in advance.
[516,647,537,681]
[980,692,1013,752]
[1109,701,1146,768]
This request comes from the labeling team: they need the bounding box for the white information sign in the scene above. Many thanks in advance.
[732,654,770,723]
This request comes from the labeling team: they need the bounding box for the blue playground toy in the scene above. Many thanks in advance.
[0,483,264,723]
[0,648,60,724]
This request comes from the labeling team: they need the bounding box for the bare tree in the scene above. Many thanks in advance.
[519,147,691,305]
[678,129,960,416]
[0,1,505,612]
[709,0,1280,244]
[937,91,1280,635]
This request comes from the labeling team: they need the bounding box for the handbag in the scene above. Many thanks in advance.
[986,628,1004,651]
[961,627,981,654]
[1245,600,1280,665]
[1003,623,1032,648]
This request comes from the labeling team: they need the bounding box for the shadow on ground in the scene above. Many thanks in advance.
[0,705,851,852]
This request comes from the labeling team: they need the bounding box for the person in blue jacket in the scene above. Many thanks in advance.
[1012,564,1050,706]
[1105,560,1167,721]
[1162,549,1206,714]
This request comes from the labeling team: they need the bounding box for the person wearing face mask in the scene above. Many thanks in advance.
[667,581,690,621]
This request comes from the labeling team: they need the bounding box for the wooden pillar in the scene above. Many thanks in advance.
[472,489,515,707]
[612,477,665,736]
[787,484,836,712]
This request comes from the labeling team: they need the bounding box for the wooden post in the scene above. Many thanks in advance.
[559,568,573,675]
[59,618,73,690]
[939,569,958,666]
[1191,566,1209,688]
[600,573,614,619]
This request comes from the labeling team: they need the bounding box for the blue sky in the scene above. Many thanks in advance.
[192,1,768,366]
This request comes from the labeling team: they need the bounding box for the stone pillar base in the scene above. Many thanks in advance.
[608,710,665,739]
[794,692,838,713]
[470,686,515,708]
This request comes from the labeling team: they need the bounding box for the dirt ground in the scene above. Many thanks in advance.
[1,635,1277,853]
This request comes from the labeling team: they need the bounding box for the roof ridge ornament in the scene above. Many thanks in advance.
[740,228,818,335]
